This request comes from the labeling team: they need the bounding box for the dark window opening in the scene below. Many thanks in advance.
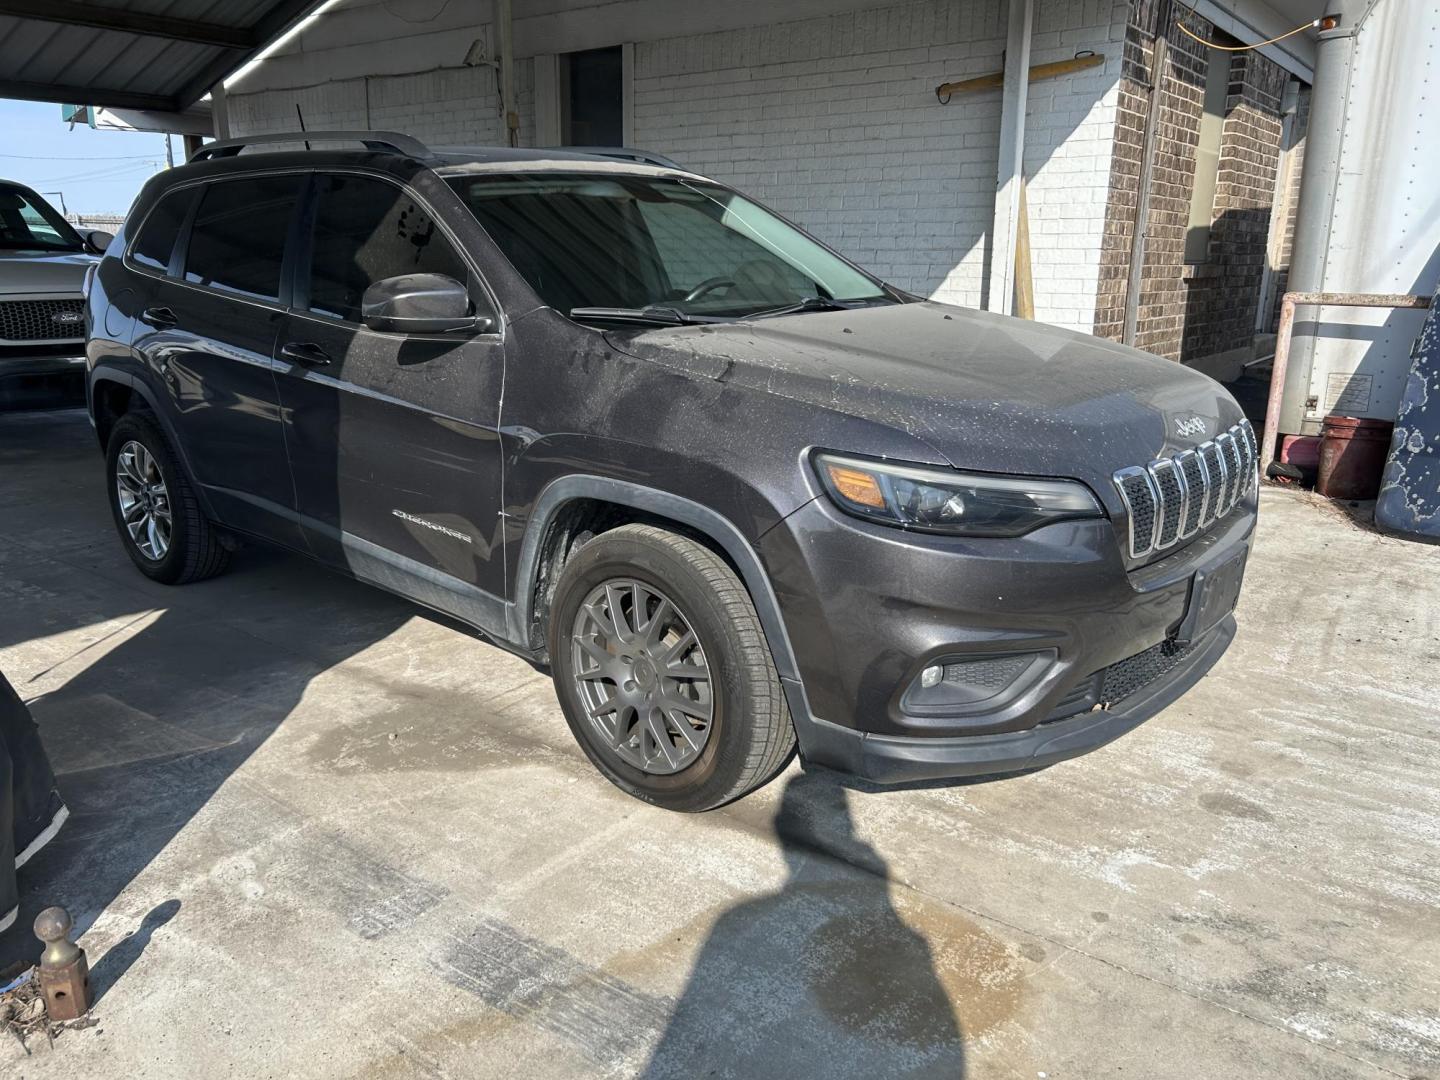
[305,174,471,324]
[183,176,302,301]
[562,46,623,146]
[131,188,198,273]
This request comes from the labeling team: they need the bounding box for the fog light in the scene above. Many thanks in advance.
[902,650,1058,718]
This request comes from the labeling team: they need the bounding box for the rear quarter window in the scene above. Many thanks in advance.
[129,187,198,273]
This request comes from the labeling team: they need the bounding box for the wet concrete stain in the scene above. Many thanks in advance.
[809,903,1019,1046]
[304,684,554,774]
[1090,911,1110,923]
[1198,791,1276,822]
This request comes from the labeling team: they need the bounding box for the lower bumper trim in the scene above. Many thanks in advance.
[798,616,1236,784]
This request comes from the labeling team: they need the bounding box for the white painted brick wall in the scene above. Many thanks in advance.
[229,62,533,149]
[228,0,1128,333]
[631,0,1128,330]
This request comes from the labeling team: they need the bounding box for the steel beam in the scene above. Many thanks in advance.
[0,78,174,111]
[0,1,257,49]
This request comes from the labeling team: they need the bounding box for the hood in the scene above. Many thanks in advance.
[0,250,96,295]
[611,301,1243,509]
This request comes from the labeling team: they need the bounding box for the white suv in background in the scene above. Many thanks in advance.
[1,180,112,408]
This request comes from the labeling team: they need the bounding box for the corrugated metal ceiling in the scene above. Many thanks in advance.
[0,1,326,110]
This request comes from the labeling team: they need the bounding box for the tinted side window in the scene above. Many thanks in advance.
[183,176,301,301]
[130,187,197,273]
[307,174,470,323]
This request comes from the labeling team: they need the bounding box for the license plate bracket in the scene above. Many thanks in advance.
[1175,546,1247,646]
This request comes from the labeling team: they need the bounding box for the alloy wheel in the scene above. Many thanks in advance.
[115,440,172,561]
[570,578,714,775]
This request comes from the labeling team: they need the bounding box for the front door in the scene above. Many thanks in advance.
[134,174,304,548]
[274,172,508,633]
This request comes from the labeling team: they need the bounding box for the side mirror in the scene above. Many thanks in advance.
[86,230,114,254]
[360,273,491,335]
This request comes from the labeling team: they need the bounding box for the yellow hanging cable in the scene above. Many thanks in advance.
[1174,16,1320,51]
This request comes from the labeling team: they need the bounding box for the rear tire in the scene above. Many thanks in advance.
[548,524,796,811]
[106,413,230,585]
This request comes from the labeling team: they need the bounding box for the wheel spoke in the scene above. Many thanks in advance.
[644,709,681,770]
[582,601,617,641]
[664,662,708,680]
[587,694,619,719]
[658,690,712,722]
[639,598,673,644]
[660,630,696,666]
[663,707,705,753]
[604,584,634,642]
[611,707,637,748]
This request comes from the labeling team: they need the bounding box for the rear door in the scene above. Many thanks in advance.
[132,174,305,547]
[274,171,509,631]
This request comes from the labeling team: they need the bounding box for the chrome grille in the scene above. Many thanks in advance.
[0,298,85,342]
[1114,419,1256,560]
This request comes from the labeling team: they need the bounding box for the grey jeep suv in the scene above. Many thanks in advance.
[84,131,1257,811]
[1,180,113,406]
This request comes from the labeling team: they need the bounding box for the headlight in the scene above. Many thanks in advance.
[814,453,1102,537]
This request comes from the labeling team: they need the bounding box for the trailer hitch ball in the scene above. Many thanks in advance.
[34,906,92,1021]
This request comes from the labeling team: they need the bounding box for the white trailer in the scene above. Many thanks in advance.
[1276,0,1440,438]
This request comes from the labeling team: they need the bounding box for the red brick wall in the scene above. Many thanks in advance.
[1094,0,1293,364]
[1180,51,1288,361]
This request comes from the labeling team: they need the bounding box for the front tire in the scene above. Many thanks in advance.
[106,413,230,584]
[548,524,796,811]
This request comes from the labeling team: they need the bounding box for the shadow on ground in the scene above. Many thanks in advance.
[0,410,421,974]
[640,770,970,1078]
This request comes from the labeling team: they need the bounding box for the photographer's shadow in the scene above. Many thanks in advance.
[641,771,968,1079]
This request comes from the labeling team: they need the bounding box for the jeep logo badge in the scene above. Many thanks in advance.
[1174,415,1209,439]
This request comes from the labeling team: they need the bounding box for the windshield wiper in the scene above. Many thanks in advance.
[569,305,718,326]
[744,296,891,320]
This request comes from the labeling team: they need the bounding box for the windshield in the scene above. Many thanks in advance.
[0,184,84,252]
[444,172,891,320]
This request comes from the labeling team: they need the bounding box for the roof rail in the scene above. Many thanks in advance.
[189,130,433,163]
[557,146,685,170]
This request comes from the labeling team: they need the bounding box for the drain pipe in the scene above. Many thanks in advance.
[497,0,518,147]
[1123,0,1171,347]
[1271,2,1360,436]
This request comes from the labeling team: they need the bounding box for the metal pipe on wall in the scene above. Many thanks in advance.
[985,0,1033,317]
[1273,0,1361,433]
[497,0,517,147]
[1123,0,1171,348]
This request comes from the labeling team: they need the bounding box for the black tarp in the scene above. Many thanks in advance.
[1376,285,1440,541]
[1,669,68,933]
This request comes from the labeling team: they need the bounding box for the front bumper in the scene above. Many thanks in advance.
[800,616,1235,783]
[0,347,87,404]
[759,487,1255,781]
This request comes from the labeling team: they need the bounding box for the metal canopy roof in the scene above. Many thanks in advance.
[0,0,325,111]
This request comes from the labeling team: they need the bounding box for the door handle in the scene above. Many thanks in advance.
[280,341,331,368]
[141,306,177,329]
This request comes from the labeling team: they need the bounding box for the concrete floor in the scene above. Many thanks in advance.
[0,408,1436,1080]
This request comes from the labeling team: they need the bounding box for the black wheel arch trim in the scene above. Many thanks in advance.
[88,367,218,521]
[508,475,821,748]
